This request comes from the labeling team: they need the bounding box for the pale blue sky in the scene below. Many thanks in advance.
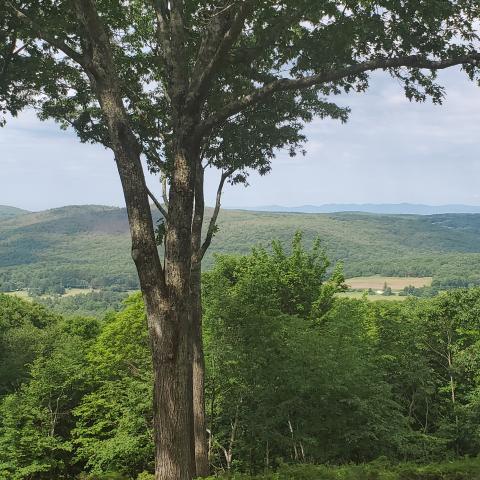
[1,68,480,211]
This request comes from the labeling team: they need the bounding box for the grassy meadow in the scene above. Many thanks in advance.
[346,275,432,290]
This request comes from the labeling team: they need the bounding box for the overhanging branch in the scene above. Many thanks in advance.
[187,2,252,109]
[8,4,87,67]
[198,52,480,136]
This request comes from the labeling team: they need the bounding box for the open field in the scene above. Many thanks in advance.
[337,291,408,301]
[346,275,432,291]
[4,290,30,299]
[5,287,98,299]
[62,288,99,297]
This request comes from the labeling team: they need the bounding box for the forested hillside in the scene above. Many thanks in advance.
[0,205,29,221]
[1,205,480,293]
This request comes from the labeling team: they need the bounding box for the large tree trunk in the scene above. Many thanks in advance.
[101,96,197,479]
[191,165,210,476]
[154,140,197,480]
[102,94,196,479]
[149,295,195,480]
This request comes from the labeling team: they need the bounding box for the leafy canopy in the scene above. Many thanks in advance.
[1,1,479,182]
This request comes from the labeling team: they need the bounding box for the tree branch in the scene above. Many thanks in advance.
[187,2,252,109]
[73,0,167,296]
[168,0,188,100]
[191,161,205,268]
[12,42,29,57]
[198,52,480,136]
[145,142,167,170]
[161,172,169,208]
[147,186,169,219]
[152,0,172,68]
[8,4,86,67]
[200,168,233,259]
[143,143,169,211]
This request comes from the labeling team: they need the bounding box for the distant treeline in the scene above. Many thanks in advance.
[2,251,480,296]
[0,267,138,295]
[36,290,129,317]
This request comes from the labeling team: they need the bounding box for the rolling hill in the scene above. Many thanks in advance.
[1,204,480,293]
[0,205,30,221]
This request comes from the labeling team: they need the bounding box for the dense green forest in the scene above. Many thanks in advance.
[2,205,480,295]
[2,235,480,479]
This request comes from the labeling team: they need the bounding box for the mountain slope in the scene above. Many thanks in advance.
[1,205,480,292]
[0,205,30,221]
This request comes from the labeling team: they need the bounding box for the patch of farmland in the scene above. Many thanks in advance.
[346,275,432,291]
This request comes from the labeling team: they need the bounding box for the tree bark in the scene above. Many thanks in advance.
[191,264,209,476]
[191,165,210,476]
[100,90,196,480]
[150,295,195,480]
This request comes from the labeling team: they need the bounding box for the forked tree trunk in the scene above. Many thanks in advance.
[107,111,197,479]
[73,4,204,478]
[102,100,197,478]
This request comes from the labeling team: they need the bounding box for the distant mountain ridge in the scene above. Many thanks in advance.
[233,203,480,215]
